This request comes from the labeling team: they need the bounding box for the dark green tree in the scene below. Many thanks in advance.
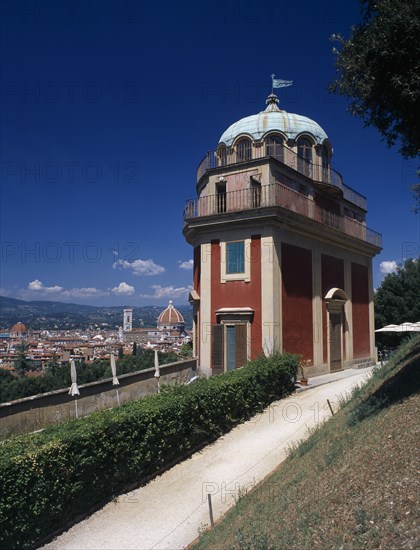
[411,183,420,214]
[132,341,137,356]
[118,345,124,360]
[14,343,33,377]
[330,0,420,158]
[375,259,420,328]
[0,368,15,383]
[46,351,60,374]
[178,341,193,358]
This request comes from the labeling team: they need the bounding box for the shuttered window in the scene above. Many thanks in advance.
[235,324,247,368]
[212,323,248,375]
[211,324,224,375]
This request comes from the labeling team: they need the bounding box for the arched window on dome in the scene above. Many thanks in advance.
[321,144,330,183]
[297,137,312,178]
[266,135,284,162]
[236,138,252,162]
[218,146,227,167]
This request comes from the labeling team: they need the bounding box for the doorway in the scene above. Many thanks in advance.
[329,311,342,371]
[325,288,348,373]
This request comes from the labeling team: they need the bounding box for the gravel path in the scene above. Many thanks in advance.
[41,367,373,550]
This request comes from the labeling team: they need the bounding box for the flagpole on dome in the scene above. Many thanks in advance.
[270,74,293,93]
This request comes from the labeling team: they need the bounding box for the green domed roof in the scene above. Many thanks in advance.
[219,94,328,147]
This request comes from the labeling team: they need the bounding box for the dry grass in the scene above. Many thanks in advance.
[192,337,420,550]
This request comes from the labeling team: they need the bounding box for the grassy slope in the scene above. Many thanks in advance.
[193,336,420,550]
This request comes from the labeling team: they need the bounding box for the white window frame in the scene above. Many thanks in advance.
[220,239,251,283]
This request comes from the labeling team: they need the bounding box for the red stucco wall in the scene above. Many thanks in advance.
[351,262,370,358]
[281,243,313,361]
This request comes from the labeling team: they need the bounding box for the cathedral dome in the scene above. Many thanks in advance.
[157,300,185,329]
[219,94,328,147]
[11,322,27,334]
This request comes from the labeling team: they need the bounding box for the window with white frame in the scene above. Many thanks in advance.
[221,239,251,282]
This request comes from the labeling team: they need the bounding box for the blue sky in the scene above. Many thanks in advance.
[1,0,418,306]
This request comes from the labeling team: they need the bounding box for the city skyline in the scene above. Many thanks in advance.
[1,0,418,306]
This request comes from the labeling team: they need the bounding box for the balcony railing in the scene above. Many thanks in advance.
[184,183,382,248]
[197,145,367,211]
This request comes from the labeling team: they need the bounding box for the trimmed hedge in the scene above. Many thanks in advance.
[0,352,298,549]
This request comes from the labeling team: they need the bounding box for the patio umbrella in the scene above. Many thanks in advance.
[375,324,399,332]
[154,349,160,394]
[68,359,80,418]
[110,352,120,406]
[396,322,420,332]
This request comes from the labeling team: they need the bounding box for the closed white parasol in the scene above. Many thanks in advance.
[68,359,80,396]
[110,353,119,385]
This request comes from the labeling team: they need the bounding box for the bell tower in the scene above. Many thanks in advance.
[123,308,133,332]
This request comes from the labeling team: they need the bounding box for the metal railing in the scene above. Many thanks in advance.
[196,145,367,211]
[184,183,381,248]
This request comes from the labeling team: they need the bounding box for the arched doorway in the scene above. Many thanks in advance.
[324,288,348,372]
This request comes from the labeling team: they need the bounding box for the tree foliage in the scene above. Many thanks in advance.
[375,259,420,327]
[330,0,420,158]
[178,341,193,358]
[13,343,33,377]
[411,183,420,213]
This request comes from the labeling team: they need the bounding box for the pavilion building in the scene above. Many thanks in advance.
[183,92,382,376]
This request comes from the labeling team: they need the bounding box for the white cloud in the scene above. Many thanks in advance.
[28,279,63,293]
[26,280,108,299]
[178,259,193,270]
[112,282,135,296]
[380,260,398,275]
[113,258,165,276]
[141,284,193,299]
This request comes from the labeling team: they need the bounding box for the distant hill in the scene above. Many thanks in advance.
[0,297,192,330]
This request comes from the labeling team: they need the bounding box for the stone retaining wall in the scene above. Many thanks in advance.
[0,359,197,439]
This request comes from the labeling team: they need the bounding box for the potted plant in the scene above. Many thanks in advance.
[299,358,311,386]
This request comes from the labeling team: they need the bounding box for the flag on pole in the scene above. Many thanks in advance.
[272,78,293,89]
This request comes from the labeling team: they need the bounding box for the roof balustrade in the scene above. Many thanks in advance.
[196,144,367,210]
[184,183,381,248]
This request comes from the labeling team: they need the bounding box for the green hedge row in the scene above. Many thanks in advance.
[0,352,299,549]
